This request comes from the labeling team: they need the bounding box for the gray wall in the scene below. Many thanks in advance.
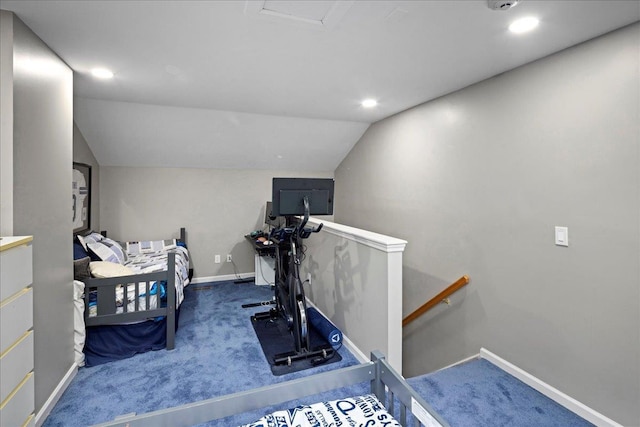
[334,23,639,425]
[99,167,332,278]
[73,122,100,230]
[0,10,13,235]
[9,12,75,413]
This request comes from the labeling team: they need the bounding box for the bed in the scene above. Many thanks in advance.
[91,351,450,427]
[73,227,191,366]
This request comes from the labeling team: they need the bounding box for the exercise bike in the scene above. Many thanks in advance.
[253,196,334,366]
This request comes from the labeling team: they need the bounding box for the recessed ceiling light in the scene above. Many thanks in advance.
[91,68,114,79]
[361,99,377,108]
[509,17,539,34]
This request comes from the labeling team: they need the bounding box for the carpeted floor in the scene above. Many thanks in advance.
[43,282,361,427]
[407,359,594,427]
[43,281,594,427]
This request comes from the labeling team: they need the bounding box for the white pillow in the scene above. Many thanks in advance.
[89,261,135,278]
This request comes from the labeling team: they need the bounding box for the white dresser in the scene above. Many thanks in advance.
[0,236,35,427]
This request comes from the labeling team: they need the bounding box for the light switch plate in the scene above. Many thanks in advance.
[555,226,568,247]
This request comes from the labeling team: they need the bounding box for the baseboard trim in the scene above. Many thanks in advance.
[35,362,78,427]
[341,333,369,364]
[190,273,255,284]
[480,348,622,427]
[432,353,480,374]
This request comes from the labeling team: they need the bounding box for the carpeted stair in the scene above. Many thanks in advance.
[407,358,594,427]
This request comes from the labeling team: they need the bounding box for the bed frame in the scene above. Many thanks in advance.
[91,351,450,427]
[83,227,187,350]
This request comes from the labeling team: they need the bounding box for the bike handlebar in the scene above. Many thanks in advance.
[296,196,323,238]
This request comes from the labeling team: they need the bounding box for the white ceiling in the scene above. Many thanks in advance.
[2,0,639,171]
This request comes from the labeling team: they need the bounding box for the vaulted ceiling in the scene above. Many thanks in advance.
[2,0,638,171]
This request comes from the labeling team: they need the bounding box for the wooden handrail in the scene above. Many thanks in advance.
[402,275,470,327]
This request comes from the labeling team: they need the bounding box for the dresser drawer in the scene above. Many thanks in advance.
[0,372,34,427]
[0,242,33,301]
[0,331,34,403]
[0,288,33,354]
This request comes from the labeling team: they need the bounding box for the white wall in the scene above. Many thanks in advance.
[9,11,75,413]
[334,23,639,425]
[99,167,333,279]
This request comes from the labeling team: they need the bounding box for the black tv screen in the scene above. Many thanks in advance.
[272,178,334,217]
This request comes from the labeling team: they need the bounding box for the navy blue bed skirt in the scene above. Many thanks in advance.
[84,307,181,366]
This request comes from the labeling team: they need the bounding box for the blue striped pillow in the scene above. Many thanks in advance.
[87,238,126,264]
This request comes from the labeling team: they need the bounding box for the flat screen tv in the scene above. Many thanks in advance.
[272,178,334,217]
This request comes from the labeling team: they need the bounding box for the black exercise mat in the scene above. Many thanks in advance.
[251,313,342,376]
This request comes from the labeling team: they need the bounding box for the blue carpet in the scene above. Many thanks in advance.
[43,281,594,427]
[407,359,595,427]
[43,282,361,427]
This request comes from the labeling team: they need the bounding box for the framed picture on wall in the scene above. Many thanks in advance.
[72,162,91,234]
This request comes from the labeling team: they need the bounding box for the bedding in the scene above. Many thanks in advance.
[73,280,86,367]
[86,280,162,317]
[124,241,190,305]
[89,260,134,277]
[86,261,159,317]
[73,256,91,281]
[243,394,402,427]
[87,237,127,264]
[84,239,190,317]
[78,228,190,365]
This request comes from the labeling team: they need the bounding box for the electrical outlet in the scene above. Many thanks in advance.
[215,254,221,263]
[226,254,232,262]
[307,272,312,285]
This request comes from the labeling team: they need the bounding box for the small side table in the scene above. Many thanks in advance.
[244,235,276,286]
